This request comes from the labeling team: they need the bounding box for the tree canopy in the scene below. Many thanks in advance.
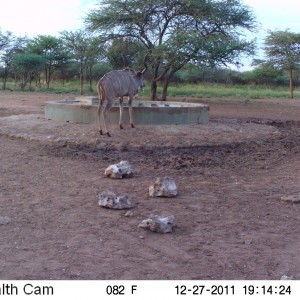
[0,32,28,89]
[0,29,12,51]
[86,0,257,100]
[28,35,68,88]
[11,53,45,90]
[264,30,300,98]
[60,30,105,94]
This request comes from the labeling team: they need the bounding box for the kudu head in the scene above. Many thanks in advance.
[135,55,148,89]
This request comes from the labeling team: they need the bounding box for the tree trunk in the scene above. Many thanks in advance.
[80,74,84,95]
[20,75,26,91]
[161,78,170,101]
[45,67,50,89]
[2,69,9,90]
[36,73,41,88]
[89,66,93,92]
[289,67,293,99]
[2,76,7,90]
[89,78,93,92]
[14,75,18,89]
[161,69,178,101]
[150,63,161,100]
[150,79,158,101]
[80,61,84,95]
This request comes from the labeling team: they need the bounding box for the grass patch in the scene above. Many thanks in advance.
[2,79,300,99]
[2,80,96,95]
[163,83,300,99]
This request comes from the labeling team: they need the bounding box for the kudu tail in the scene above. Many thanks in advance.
[97,82,105,135]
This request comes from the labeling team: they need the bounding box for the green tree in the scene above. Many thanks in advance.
[11,53,45,90]
[28,35,68,89]
[86,0,256,100]
[160,32,255,99]
[55,61,79,85]
[61,30,98,95]
[0,30,13,89]
[85,38,106,91]
[106,38,145,69]
[1,35,29,89]
[91,61,112,80]
[0,29,12,51]
[247,59,284,85]
[264,30,300,98]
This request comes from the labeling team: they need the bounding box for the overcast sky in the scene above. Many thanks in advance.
[1,0,299,69]
[0,0,96,37]
[244,0,300,32]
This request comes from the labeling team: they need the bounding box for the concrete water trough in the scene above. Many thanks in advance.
[45,97,209,125]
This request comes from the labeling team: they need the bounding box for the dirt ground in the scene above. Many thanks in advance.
[0,91,300,280]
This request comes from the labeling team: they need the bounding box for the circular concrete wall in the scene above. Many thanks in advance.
[45,97,209,125]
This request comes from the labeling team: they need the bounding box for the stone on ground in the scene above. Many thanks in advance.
[99,191,133,209]
[149,177,178,197]
[139,215,175,233]
[104,161,133,179]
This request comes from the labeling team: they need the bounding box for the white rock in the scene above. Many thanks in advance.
[98,191,133,209]
[104,161,133,179]
[139,215,175,233]
[149,177,178,197]
[124,211,134,217]
[280,274,294,280]
[281,194,300,203]
[0,216,11,225]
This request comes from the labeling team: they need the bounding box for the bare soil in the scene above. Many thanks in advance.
[0,91,300,280]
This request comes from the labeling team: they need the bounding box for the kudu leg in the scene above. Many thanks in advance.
[102,100,113,137]
[102,107,109,136]
[97,104,103,135]
[128,97,135,128]
[119,97,124,129]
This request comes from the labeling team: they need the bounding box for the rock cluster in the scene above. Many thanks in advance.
[100,162,178,233]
